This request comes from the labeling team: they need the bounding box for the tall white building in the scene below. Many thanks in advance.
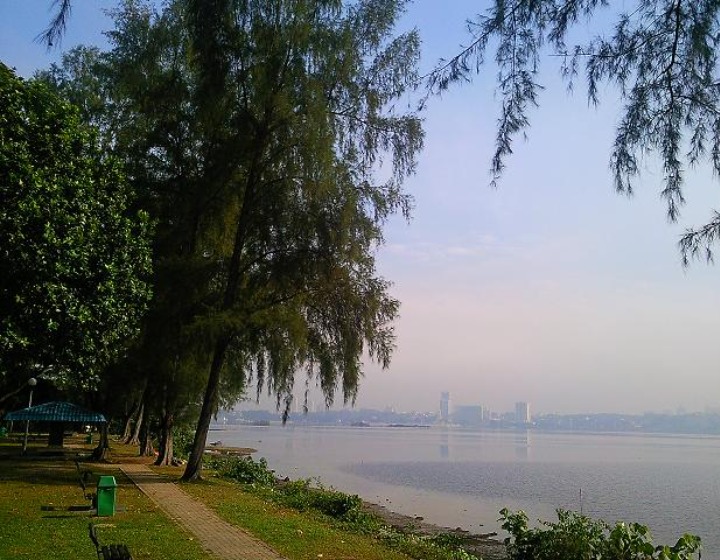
[440,392,450,422]
[515,401,531,424]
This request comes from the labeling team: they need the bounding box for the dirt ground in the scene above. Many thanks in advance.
[362,501,508,560]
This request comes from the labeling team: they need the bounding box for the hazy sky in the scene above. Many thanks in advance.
[2,1,718,416]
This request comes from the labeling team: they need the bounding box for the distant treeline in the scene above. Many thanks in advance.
[534,412,720,435]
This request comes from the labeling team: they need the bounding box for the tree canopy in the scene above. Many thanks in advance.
[0,62,152,390]
[41,0,423,477]
[177,0,423,479]
[428,0,720,263]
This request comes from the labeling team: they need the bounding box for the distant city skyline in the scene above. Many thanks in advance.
[237,387,720,418]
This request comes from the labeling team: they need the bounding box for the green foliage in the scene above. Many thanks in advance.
[209,456,366,520]
[0,62,152,389]
[429,0,720,261]
[172,425,196,460]
[45,1,423,477]
[500,508,702,560]
[275,478,365,520]
[209,456,276,487]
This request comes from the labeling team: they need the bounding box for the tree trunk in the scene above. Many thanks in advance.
[122,398,142,443]
[154,413,175,466]
[48,424,64,447]
[181,114,262,482]
[121,415,133,443]
[138,416,155,457]
[129,402,144,446]
[182,336,229,480]
[92,423,110,461]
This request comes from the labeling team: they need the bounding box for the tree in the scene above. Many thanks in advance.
[41,0,422,478]
[177,0,422,480]
[40,2,224,465]
[0,63,152,391]
[428,0,720,263]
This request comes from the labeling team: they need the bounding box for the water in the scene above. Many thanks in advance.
[214,425,720,558]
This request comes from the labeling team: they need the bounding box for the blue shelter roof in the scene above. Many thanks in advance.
[4,401,106,423]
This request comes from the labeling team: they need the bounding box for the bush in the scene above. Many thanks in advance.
[173,427,196,460]
[273,479,364,520]
[500,508,701,560]
[208,456,276,486]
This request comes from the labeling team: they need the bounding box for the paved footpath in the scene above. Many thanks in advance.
[120,463,287,560]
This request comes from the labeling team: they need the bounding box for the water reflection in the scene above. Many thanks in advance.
[514,430,531,460]
[440,430,449,459]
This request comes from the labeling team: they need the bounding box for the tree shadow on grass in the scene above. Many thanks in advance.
[0,450,128,489]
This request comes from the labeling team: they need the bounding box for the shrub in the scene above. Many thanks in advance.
[173,427,196,460]
[500,508,701,560]
[273,479,364,520]
[208,456,276,486]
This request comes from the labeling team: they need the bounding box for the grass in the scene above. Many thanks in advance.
[0,435,212,560]
[181,476,412,560]
[183,456,478,560]
[0,435,418,560]
[0,435,478,560]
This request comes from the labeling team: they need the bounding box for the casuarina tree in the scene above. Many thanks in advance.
[40,0,423,478]
[428,0,720,263]
[179,0,423,480]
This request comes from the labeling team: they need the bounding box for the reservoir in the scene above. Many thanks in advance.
[215,425,720,558]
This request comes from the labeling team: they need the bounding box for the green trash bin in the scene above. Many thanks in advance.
[0,426,7,438]
[96,476,117,516]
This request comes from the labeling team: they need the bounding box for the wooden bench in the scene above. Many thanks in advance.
[88,524,133,560]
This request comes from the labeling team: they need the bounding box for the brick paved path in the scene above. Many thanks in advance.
[121,463,287,560]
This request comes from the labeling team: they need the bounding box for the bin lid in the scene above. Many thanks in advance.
[97,475,117,488]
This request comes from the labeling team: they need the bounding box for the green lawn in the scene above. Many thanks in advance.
[0,441,212,560]
[0,437,414,560]
[181,476,412,560]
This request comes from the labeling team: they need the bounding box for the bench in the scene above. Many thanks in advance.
[75,460,96,505]
[88,524,133,560]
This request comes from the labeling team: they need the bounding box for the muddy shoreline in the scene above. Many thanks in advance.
[361,500,508,560]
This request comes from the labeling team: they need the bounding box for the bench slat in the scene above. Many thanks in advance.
[89,524,133,560]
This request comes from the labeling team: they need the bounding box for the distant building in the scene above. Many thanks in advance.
[453,405,485,426]
[440,392,450,422]
[515,401,531,424]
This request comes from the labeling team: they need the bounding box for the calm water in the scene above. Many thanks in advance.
[215,425,720,558]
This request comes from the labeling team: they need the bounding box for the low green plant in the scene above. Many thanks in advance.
[208,456,276,486]
[276,479,364,519]
[500,508,701,560]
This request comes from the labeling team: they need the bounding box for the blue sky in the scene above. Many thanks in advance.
[2,1,719,415]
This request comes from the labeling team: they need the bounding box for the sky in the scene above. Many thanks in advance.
[1,1,719,416]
